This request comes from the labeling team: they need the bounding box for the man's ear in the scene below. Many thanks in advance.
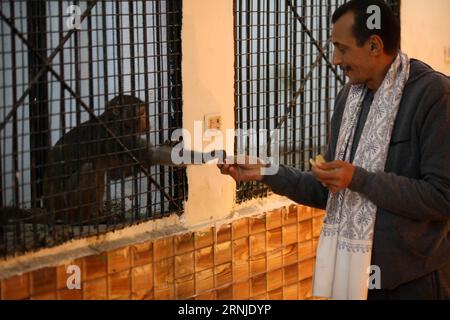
[369,35,384,56]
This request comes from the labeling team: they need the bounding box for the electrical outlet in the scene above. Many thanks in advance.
[204,113,221,130]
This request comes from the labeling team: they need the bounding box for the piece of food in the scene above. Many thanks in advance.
[310,154,326,167]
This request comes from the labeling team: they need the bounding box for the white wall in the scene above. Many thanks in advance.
[401,0,450,75]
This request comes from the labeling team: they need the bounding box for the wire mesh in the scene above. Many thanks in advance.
[0,0,184,258]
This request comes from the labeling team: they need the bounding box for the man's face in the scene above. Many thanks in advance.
[332,11,373,85]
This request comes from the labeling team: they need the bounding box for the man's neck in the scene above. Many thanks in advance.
[366,55,397,92]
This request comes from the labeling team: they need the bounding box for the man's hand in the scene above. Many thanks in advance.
[311,160,356,193]
[217,155,266,182]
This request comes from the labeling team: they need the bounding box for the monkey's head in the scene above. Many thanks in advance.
[105,95,149,134]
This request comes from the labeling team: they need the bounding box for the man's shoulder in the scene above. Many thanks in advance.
[407,59,449,96]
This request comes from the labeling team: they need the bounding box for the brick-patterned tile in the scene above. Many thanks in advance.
[283,283,299,300]
[284,264,298,286]
[298,219,313,243]
[299,278,313,300]
[313,216,324,238]
[154,237,174,262]
[31,267,57,296]
[84,253,107,281]
[267,249,283,272]
[215,241,231,265]
[267,227,281,252]
[31,291,57,300]
[232,238,249,281]
[283,243,298,266]
[268,287,283,300]
[249,216,266,235]
[298,258,314,281]
[195,246,213,272]
[130,242,153,267]
[215,262,232,288]
[250,254,266,276]
[298,241,314,260]
[266,208,282,230]
[267,268,282,292]
[216,224,232,243]
[313,208,326,218]
[195,268,214,294]
[175,251,194,279]
[174,233,194,255]
[216,284,233,300]
[250,232,266,257]
[84,277,107,300]
[233,280,250,300]
[175,274,195,300]
[108,270,131,300]
[283,206,297,225]
[131,264,153,295]
[298,205,313,222]
[251,293,267,300]
[154,258,174,297]
[195,291,216,300]
[251,274,266,298]
[108,247,130,274]
[232,217,249,240]
[57,287,83,300]
[195,227,214,249]
[1,273,30,300]
[282,224,297,245]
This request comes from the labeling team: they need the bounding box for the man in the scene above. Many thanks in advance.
[219,0,449,300]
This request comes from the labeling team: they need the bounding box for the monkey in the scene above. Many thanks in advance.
[43,95,225,227]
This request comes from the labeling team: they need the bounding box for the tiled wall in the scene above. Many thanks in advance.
[0,204,325,300]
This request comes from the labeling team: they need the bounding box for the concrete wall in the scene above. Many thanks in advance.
[401,0,450,75]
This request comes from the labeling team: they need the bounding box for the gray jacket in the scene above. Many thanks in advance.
[262,59,450,289]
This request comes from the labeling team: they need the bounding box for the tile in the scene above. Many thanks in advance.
[31,291,57,300]
[250,253,266,276]
[267,249,283,272]
[313,208,326,218]
[84,253,107,281]
[195,268,214,294]
[195,246,213,272]
[283,243,298,266]
[313,216,324,238]
[216,284,233,300]
[284,264,298,286]
[313,239,319,254]
[84,277,107,300]
[298,220,313,243]
[266,209,282,230]
[298,205,313,222]
[267,227,282,252]
[250,232,266,257]
[233,280,250,300]
[174,233,194,255]
[232,218,249,239]
[282,224,297,245]
[298,258,314,281]
[215,263,232,288]
[283,206,297,225]
[154,258,175,299]
[175,274,195,299]
[195,227,214,249]
[267,269,282,292]
[268,287,283,300]
[232,237,249,281]
[283,283,299,300]
[299,278,313,300]
[216,224,232,243]
[132,289,154,300]
[251,293,267,300]
[154,237,174,262]
[131,264,153,295]
[175,251,195,279]
[108,270,131,300]
[1,274,30,300]
[108,247,130,274]
[31,267,57,296]
[298,241,314,260]
[249,216,266,234]
[215,241,231,265]
[57,287,83,300]
[251,274,266,297]
[130,242,153,267]
[195,291,216,300]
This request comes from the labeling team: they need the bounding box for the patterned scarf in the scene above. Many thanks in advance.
[312,52,410,300]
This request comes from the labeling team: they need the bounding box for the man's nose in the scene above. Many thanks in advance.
[333,50,342,66]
